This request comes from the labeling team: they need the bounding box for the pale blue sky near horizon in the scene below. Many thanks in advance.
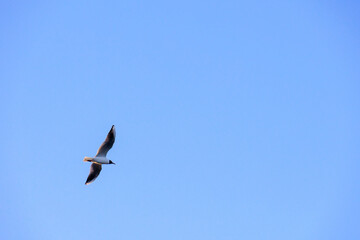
[1,1,360,239]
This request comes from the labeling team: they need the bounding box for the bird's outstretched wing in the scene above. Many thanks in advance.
[96,125,116,157]
[85,163,102,185]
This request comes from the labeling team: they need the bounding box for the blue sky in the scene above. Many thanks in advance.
[1,1,360,239]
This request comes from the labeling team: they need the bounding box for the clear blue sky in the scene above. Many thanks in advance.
[1,1,359,239]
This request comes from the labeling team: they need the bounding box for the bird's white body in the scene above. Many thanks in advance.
[94,157,110,164]
[83,156,110,164]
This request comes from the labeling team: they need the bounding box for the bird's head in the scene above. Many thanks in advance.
[109,160,116,165]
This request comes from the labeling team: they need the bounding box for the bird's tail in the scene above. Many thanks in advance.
[83,157,94,162]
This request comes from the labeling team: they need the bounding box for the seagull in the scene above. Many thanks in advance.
[83,125,116,185]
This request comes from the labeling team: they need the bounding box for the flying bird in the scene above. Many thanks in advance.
[83,125,116,185]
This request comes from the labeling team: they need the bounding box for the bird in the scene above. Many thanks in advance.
[83,125,116,185]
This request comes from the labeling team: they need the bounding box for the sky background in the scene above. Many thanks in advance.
[1,0,360,239]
